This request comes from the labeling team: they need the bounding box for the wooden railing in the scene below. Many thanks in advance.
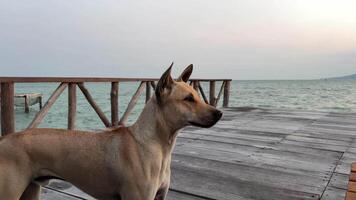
[0,77,232,136]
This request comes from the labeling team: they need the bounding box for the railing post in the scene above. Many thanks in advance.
[193,81,199,91]
[111,82,119,127]
[68,83,77,130]
[223,80,231,107]
[1,82,15,135]
[209,81,216,105]
[146,81,151,103]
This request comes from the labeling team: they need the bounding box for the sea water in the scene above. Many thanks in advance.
[13,80,356,131]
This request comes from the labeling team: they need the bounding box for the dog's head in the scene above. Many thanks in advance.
[155,63,222,130]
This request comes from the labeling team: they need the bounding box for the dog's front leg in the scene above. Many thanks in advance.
[20,182,41,200]
[155,174,171,200]
[120,185,156,200]
[155,185,169,200]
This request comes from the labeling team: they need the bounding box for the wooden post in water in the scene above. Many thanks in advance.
[223,80,231,107]
[24,94,30,113]
[209,81,216,105]
[111,82,119,127]
[146,82,151,103]
[1,82,15,135]
[68,83,77,130]
[39,96,43,109]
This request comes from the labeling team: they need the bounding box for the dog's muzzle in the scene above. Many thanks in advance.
[189,110,223,128]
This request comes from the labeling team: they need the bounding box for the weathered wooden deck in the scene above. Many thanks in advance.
[41,107,356,200]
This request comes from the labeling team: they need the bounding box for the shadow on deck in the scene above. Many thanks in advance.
[41,107,356,200]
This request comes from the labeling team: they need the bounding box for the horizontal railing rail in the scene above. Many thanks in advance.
[0,77,230,83]
[0,77,231,136]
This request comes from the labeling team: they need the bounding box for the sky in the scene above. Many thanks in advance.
[0,0,355,80]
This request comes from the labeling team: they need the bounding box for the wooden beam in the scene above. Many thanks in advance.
[68,83,77,130]
[111,82,119,127]
[27,83,68,129]
[1,82,15,135]
[146,81,151,103]
[223,80,231,107]
[150,81,156,90]
[198,82,209,104]
[0,77,232,83]
[78,83,111,127]
[119,82,145,125]
[209,81,216,105]
[214,81,225,107]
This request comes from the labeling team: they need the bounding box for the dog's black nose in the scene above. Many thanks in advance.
[214,110,223,120]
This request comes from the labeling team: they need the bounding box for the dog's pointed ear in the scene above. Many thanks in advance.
[155,62,174,104]
[177,64,193,82]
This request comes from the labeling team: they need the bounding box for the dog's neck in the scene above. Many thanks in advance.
[129,98,181,152]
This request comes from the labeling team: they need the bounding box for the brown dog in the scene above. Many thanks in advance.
[0,64,222,200]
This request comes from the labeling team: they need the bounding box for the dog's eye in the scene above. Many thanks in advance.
[184,94,195,102]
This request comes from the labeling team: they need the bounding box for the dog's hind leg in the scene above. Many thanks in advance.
[20,182,41,200]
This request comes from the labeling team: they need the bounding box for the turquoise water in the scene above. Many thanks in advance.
[13,80,356,131]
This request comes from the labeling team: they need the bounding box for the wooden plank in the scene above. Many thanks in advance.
[348,182,356,193]
[282,140,348,152]
[352,163,356,172]
[27,83,68,129]
[328,173,349,190]
[119,82,145,125]
[174,138,338,174]
[41,187,82,200]
[320,186,346,200]
[335,153,356,174]
[350,172,356,182]
[345,192,356,200]
[1,82,15,135]
[209,80,215,105]
[110,82,119,127]
[171,163,319,200]
[172,153,326,195]
[167,190,208,200]
[68,83,76,130]
[77,83,111,127]
[46,180,95,200]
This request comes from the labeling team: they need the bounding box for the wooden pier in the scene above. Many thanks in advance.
[38,107,356,200]
[1,77,355,199]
